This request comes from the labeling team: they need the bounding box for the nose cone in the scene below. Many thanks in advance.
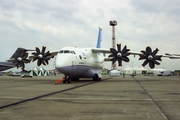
[55,54,72,73]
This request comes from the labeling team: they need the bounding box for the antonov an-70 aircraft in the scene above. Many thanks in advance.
[0,28,180,83]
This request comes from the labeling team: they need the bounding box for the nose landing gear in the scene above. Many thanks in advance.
[63,76,71,84]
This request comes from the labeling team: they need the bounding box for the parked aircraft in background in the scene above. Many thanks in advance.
[1,28,180,83]
[0,48,33,71]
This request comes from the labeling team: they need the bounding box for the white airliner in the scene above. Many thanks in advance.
[1,28,180,83]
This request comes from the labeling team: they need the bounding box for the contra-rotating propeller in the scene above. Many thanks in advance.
[108,44,130,66]
[11,49,31,69]
[32,46,52,66]
[139,46,162,69]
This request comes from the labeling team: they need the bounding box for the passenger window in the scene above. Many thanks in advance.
[79,55,82,59]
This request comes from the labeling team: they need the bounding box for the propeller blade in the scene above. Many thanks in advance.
[36,47,40,54]
[37,59,42,66]
[122,52,130,57]
[121,45,127,53]
[44,51,50,57]
[141,50,148,56]
[154,55,162,61]
[149,61,155,69]
[22,59,31,63]
[121,56,129,62]
[17,50,21,58]
[117,44,121,53]
[42,46,46,55]
[108,54,115,58]
[13,60,17,65]
[20,50,24,58]
[20,62,25,68]
[32,52,38,56]
[152,60,160,65]
[33,57,38,62]
[110,48,118,55]
[142,59,149,67]
[146,46,152,55]
[12,51,19,59]
[152,48,159,56]
[118,58,122,66]
[44,59,49,65]
[42,60,46,66]
[22,53,28,59]
[111,57,118,64]
[139,55,147,60]
[44,56,51,61]
[16,62,20,68]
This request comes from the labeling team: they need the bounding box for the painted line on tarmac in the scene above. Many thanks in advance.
[0,78,110,110]
[1,97,180,101]
[134,77,170,120]
[41,98,180,101]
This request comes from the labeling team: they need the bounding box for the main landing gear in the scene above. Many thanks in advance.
[93,74,101,81]
[61,74,101,84]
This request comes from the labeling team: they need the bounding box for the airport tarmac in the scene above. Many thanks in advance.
[0,74,180,120]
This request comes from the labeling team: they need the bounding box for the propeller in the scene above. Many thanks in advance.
[139,46,162,69]
[32,46,51,66]
[108,44,130,66]
[11,50,31,69]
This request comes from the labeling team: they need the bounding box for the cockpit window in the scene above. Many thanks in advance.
[64,50,70,53]
[59,50,63,53]
[59,50,76,54]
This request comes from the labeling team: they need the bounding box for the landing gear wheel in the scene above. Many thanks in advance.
[63,79,66,84]
[93,74,101,81]
[93,75,97,81]
[67,77,71,83]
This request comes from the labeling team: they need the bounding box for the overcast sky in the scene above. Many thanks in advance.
[0,0,180,71]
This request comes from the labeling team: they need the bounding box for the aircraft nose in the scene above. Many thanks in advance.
[55,54,71,69]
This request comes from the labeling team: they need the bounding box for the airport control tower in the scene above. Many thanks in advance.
[110,20,117,70]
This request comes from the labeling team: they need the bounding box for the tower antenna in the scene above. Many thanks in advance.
[109,20,117,70]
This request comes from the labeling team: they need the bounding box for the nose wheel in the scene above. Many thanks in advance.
[63,76,71,84]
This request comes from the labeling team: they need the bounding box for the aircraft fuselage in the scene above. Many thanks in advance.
[55,47,104,79]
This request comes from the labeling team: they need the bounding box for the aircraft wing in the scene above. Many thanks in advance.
[165,53,180,59]
[0,61,15,71]
[92,48,142,57]
[92,46,180,69]
[92,48,111,53]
